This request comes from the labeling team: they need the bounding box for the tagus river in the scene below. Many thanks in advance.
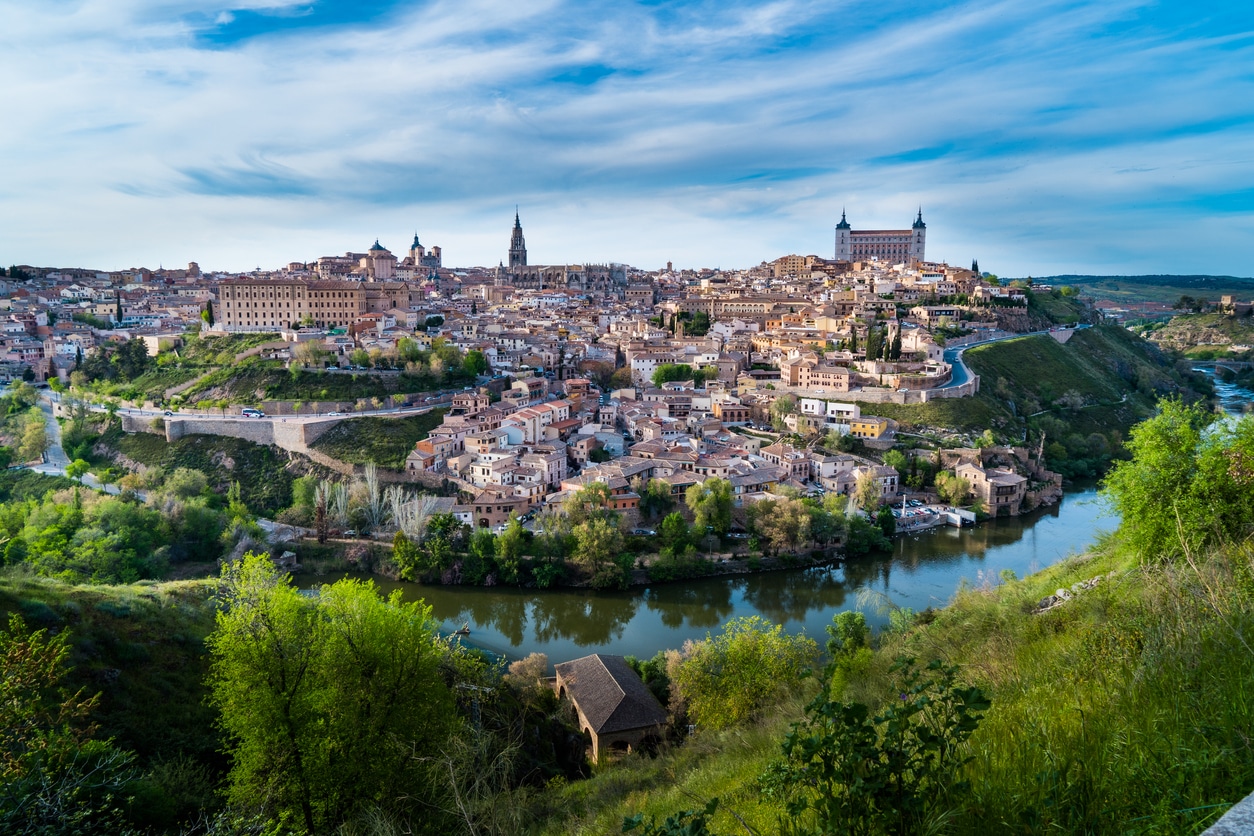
[303,485,1113,663]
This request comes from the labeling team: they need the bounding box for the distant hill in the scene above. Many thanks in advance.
[1008,275,1254,305]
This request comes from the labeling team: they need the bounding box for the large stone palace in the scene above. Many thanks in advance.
[834,209,927,265]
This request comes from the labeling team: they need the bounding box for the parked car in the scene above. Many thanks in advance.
[241,408,265,418]
[327,411,342,416]
[163,410,174,416]
[631,528,656,536]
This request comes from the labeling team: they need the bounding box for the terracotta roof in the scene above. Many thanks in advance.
[555,654,667,735]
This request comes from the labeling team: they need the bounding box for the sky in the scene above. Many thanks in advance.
[1,0,1252,276]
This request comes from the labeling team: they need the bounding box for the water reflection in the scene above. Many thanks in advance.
[301,486,1111,662]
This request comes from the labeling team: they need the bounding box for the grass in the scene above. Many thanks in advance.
[535,538,1254,835]
[309,409,447,469]
[1025,275,1254,305]
[113,432,294,515]
[0,573,221,769]
[0,469,74,502]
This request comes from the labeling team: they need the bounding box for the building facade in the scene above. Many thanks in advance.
[834,210,926,264]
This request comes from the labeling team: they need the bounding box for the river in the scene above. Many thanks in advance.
[301,485,1113,663]
[300,370,1252,664]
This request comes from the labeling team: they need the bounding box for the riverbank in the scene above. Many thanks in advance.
[298,485,1109,664]
[538,533,1254,835]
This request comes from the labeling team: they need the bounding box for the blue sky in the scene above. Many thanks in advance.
[1,0,1252,275]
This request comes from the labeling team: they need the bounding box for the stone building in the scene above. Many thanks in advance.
[834,209,927,264]
[554,654,668,762]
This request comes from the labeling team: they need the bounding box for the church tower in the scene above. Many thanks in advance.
[834,210,852,261]
[508,211,527,268]
[910,208,927,264]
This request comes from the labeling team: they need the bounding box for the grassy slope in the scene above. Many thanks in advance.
[113,432,294,515]
[308,409,447,469]
[869,326,1190,438]
[538,543,1254,835]
[0,575,220,768]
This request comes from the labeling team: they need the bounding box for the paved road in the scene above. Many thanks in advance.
[92,398,453,425]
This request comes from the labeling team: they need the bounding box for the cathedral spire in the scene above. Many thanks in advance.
[509,209,527,268]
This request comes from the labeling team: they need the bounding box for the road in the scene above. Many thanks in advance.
[30,395,136,496]
[80,396,455,425]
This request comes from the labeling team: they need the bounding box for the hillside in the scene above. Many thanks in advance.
[1012,274,1254,305]
[871,326,1203,455]
[1144,312,1254,356]
[308,409,447,468]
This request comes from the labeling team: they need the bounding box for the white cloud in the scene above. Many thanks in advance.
[0,0,1251,274]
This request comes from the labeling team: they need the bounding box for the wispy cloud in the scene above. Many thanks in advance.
[0,0,1251,273]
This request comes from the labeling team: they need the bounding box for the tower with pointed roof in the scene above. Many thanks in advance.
[508,211,527,268]
[834,209,852,261]
[910,208,926,264]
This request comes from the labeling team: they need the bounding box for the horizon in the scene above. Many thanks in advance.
[2,1,1251,275]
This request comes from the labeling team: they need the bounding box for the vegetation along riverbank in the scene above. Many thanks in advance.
[0,398,1250,835]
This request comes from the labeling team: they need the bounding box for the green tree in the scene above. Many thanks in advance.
[18,407,48,463]
[637,477,675,520]
[573,516,627,589]
[349,348,371,368]
[771,659,989,836]
[465,526,497,584]
[463,349,489,377]
[495,515,526,584]
[748,496,812,556]
[673,616,817,730]
[65,459,90,480]
[685,477,733,539]
[934,472,970,507]
[207,555,458,834]
[0,615,136,834]
[1103,399,1253,561]
[770,394,797,431]
[659,511,691,551]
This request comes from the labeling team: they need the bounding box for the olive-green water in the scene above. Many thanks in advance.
[302,484,1111,663]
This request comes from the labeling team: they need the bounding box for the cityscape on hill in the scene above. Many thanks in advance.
[3,1,1254,834]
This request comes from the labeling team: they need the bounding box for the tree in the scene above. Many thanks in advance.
[748,497,812,556]
[637,477,675,520]
[770,394,797,432]
[865,327,883,361]
[1103,399,1252,561]
[0,615,136,834]
[685,477,733,539]
[202,299,214,328]
[495,515,526,584]
[659,511,691,551]
[882,449,907,473]
[934,471,971,506]
[206,555,458,834]
[463,349,489,377]
[573,516,627,589]
[349,348,371,368]
[774,658,990,836]
[18,407,47,463]
[65,459,90,480]
[672,616,817,730]
[889,331,902,361]
[853,470,882,512]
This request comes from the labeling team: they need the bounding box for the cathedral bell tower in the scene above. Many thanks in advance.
[508,211,527,268]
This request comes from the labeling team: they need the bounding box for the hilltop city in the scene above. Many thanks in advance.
[1,210,1093,533]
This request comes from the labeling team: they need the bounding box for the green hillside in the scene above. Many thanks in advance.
[872,326,1204,450]
[308,409,447,468]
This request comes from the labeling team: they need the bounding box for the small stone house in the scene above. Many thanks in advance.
[554,654,668,763]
